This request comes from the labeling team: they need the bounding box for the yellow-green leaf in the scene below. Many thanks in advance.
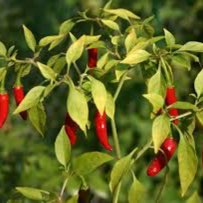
[73,152,113,176]
[22,25,36,52]
[128,177,146,203]
[55,126,71,167]
[101,19,120,31]
[13,86,45,114]
[66,36,85,65]
[121,49,150,65]
[178,135,198,196]
[91,77,107,115]
[37,62,57,81]
[152,115,170,153]
[67,86,88,132]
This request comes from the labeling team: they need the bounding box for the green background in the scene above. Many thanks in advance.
[0,0,203,202]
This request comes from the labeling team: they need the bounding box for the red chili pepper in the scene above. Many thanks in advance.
[147,138,177,176]
[13,86,27,120]
[0,92,9,128]
[88,48,98,68]
[65,113,78,145]
[165,86,179,125]
[94,110,112,151]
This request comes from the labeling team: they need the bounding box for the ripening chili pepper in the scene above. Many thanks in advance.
[65,113,78,145]
[13,86,27,120]
[165,86,179,125]
[94,110,112,151]
[0,92,9,128]
[147,137,177,176]
[88,48,98,68]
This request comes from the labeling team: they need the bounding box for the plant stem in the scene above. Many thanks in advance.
[59,177,69,200]
[135,139,152,161]
[111,119,121,159]
[113,183,121,203]
[170,111,192,121]
[155,167,169,203]
[160,57,172,86]
[114,71,129,101]
[73,62,81,75]
[111,71,130,203]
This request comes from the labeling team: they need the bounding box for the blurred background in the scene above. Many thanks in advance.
[0,0,203,202]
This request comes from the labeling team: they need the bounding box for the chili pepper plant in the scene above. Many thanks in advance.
[1,1,203,202]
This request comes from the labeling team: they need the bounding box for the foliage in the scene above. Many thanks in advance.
[0,0,203,202]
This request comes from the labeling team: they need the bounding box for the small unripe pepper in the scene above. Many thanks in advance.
[94,110,112,151]
[0,92,9,128]
[147,137,177,176]
[88,48,98,68]
[13,86,27,120]
[165,86,179,125]
[65,113,78,145]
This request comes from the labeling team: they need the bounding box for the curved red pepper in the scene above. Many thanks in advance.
[0,92,9,128]
[88,48,98,68]
[65,113,78,145]
[147,138,177,176]
[165,86,179,125]
[94,110,112,151]
[13,86,27,120]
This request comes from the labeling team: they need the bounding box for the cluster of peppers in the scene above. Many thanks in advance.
[147,86,179,176]
[0,48,179,176]
[0,85,27,128]
[65,48,113,151]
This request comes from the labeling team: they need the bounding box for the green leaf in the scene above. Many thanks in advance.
[67,86,88,132]
[22,25,36,52]
[101,19,120,31]
[55,126,71,167]
[186,191,201,203]
[66,195,78,203]
[104,9,140,20]
[97,53,109,69]
[143,93,164,113]
[129,41,149,53]
[66,36,85,65]
[106,92,115,120]
[104,0,112,9]
[91,77,107,115]
[20,64,32,77]
[16,187,49,200]
[53,56,66,74]
[179,41,203,52]
[73,152,113,176]
[196,111,203,126]
[172,54,191,70]
[178,135,198,196]
[164,28,175,47]
[59,19,75,35]
[121,49,150,65]
[152,115,170,153]
[194,69,203,97]
[39,35,64,47]
[28,102,46,136]
[109,149,137,193]
[169,101,198,111]
[148,69,165,97]
[0,41,7,56]
[84,35,101,45]
[128,177,145,203]
[49,35,65,50]
[125,29,137,53]
[37,62,57,81]
[13,86,45,114]
[0,67,7,82]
